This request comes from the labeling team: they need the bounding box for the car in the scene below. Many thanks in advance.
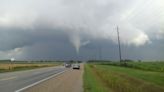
[72,63,80,69]
[64,63,71,68]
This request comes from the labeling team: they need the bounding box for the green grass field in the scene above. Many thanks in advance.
[84,62,164,92]
[101,61,164,72]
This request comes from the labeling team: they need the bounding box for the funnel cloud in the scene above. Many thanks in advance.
[69,33,90,54]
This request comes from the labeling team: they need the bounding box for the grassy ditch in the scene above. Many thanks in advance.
[0,63,59,73]
[83,64,110,92]
[84,64,164,92]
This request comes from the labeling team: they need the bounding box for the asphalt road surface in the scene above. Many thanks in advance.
[24,64,83,92]
[0,66,67,92]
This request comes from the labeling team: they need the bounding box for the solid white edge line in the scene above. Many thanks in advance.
[15,69,71,92]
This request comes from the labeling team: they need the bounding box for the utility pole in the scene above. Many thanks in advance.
[117,26,122,63]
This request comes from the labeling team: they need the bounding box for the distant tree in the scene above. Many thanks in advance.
[124,59,133,62]
[138,60,142,62]
[69,60,74,63]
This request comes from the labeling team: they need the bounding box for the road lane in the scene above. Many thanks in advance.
[0,66,67,92]
[0,76,17,81]
[25,64,84,92]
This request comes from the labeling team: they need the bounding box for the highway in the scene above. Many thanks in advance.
[24,64,83,92]
[0,66,67,92]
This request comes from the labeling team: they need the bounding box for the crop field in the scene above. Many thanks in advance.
[84,62,164,92]
[0,63,59,73]
[101,61,164,72]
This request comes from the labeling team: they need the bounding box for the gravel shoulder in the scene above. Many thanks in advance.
[24,64,84,92]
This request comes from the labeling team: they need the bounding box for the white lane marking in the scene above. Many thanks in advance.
[0,76,17,81]
[15,69,71,92]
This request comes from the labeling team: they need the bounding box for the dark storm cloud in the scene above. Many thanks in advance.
[0,27,68,51]
[0,0,163,60]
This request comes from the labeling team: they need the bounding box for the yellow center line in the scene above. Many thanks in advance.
[0,76,17,81]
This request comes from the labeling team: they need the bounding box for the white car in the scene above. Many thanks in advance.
[72,64,80,69]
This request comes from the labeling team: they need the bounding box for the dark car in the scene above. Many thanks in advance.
[64,63,71,68]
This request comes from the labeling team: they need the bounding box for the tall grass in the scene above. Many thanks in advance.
[105,65,164,85]
[83,64,109,92]
[84,64,164,92]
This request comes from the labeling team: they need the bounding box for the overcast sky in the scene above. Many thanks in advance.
[0,0,164,61]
